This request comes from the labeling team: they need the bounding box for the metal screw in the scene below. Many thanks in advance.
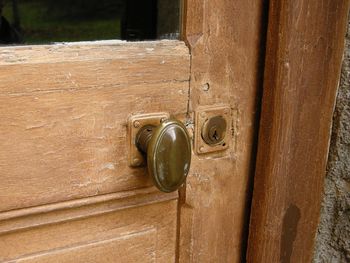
[199,146,205,152]
[133,121,140,128]
[133,158,142,166]
[202,83,210,91]
[160,117,167,123]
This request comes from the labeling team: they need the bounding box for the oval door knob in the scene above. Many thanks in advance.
[136,118,191,192]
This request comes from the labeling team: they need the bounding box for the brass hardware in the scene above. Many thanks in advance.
[201,116,227,145]
[135,118,191,193]
[128,113,170,167]
[195,106,230,154]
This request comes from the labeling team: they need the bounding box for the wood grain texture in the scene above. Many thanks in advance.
[0,40,189,212]
[0,193,177,262]
[0,186,177,235]
[247,1,350,262]
[179,1,267,262]
[15,229,158,263]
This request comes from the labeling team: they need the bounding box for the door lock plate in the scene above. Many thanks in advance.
[128,113,169,167]
[195,106,230,154]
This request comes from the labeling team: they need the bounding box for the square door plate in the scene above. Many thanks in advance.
[128,113,170,167]
[195,105,231,155]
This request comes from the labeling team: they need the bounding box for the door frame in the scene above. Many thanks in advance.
[246,0,350,262]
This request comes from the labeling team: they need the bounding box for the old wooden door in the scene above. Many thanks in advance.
[0,1,265,262]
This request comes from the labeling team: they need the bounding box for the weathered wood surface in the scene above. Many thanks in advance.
[180,0,267,262]
[247,1,350,262]
[0,189,177,262]
[0,40,190,212]
[0,186,177,235]
[16,230,157,263]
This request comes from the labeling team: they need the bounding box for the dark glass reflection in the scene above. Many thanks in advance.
[0,0,180,45]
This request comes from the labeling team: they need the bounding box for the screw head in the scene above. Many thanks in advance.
[133,121,140,128]
[133,157,142,166]
[199,146,205,152]
[202,83,210,91]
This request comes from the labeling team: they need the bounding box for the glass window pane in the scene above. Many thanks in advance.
[0,0,180,45]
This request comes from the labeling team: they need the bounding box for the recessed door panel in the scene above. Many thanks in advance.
[0,192,177,263]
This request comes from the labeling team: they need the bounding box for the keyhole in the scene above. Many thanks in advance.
[201,115,227,146]
[213,130,219,141]
[209,126,220,142]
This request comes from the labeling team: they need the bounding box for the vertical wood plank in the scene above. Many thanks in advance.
[247,1,350,262]
[180,0,267,262]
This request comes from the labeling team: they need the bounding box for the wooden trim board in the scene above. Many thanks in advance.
[180,0,267,262]
[247,1,350,262]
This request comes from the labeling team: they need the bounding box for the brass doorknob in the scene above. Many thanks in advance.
[136,118,191,192]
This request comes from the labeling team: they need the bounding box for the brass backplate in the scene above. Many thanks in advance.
[128,113,170,167]
[195,105,231,154]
